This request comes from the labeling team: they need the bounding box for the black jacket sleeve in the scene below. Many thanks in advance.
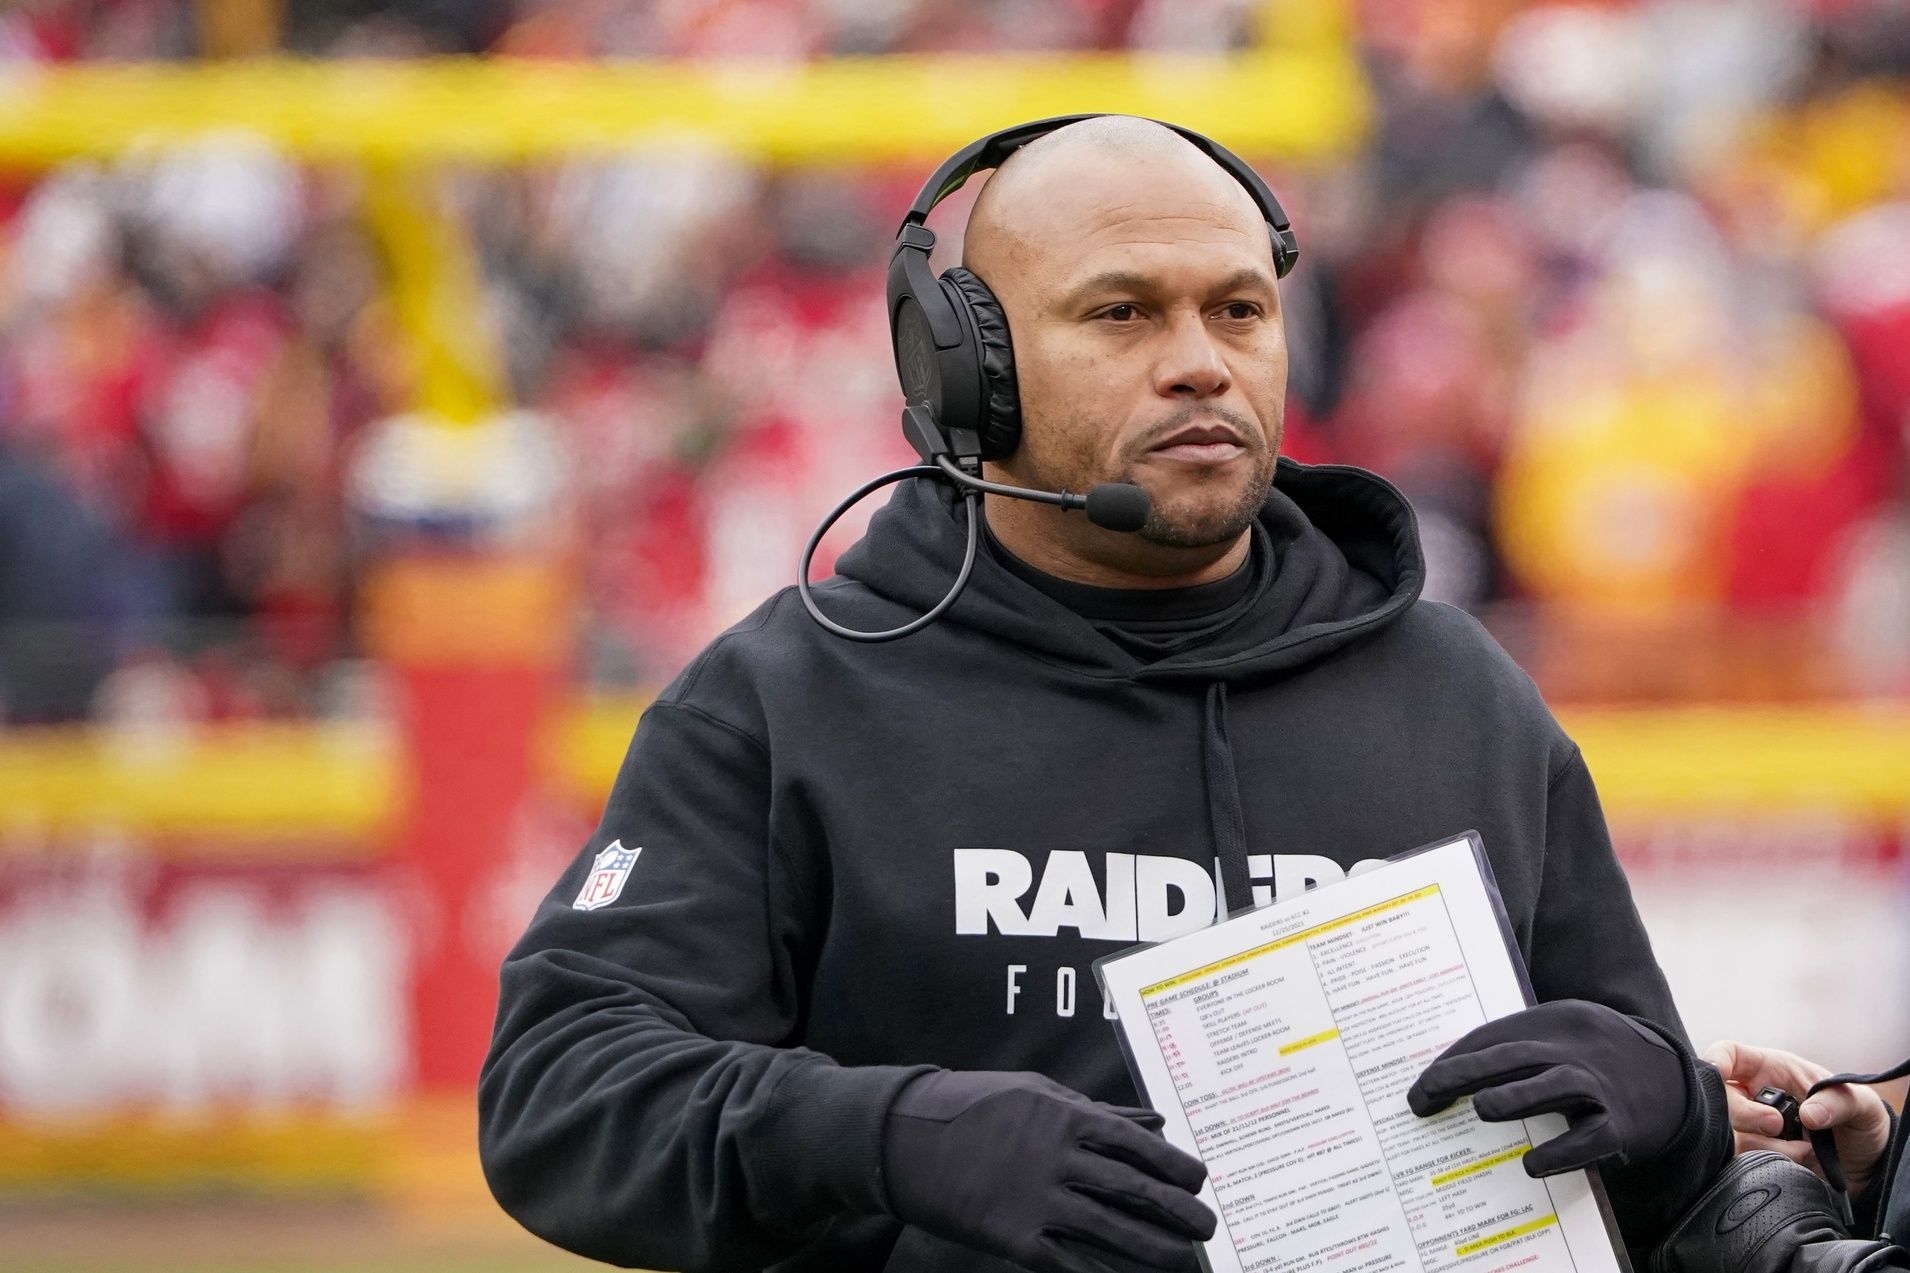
[1526,748,1734,1255]
[477,700,928,1271]
[1851,1106,1903,1240]
[1789,1244,1910,1273]
[1654,1151,1909,1273]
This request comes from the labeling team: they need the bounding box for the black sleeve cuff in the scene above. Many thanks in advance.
[748,1057,936,1234]
[1606,1017,1736,1250]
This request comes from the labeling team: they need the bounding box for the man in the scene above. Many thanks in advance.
[479,116,1726,1273]
[1654,1041,1906,1273]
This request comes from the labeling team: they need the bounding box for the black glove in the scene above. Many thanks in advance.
[880,1069,1215,1273]
[1407,999,1698,1178]
[1649,1150,1890,1273]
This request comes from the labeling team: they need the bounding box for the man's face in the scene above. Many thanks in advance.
[980,154,1288,549]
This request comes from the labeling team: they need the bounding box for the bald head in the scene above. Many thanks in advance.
[943,115,1291,588]
[962,116,1270,283]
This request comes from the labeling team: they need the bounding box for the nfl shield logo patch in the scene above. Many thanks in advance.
[574,841,642,911]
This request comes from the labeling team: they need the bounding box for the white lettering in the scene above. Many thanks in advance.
[1273,854,1346,898]
[1136,856,1216,942]
[1025,851,1111,939]
[0,886,143,1112]
[956,851,1378,942]
[153,889,294,1109]
[1248,854,1274,907]
[1006,964,1026,1015]
[954,849,1034,936]
[294,890,407,1108]
[1055,966,1076,1018]
[1103,853,1137,942]
[0,870,404,1115]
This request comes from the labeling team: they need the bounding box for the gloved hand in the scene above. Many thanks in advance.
[1406,999,1700,1178]
[1651,1151,1876,1273]
[880,1069,1215,1273]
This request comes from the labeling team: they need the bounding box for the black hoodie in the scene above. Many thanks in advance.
[479,458,1711,1273]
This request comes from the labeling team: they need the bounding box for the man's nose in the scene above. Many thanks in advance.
[1153,315,1231,399]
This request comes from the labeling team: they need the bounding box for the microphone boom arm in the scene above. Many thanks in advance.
[930,453,1088,514]
[797,407,1154,640]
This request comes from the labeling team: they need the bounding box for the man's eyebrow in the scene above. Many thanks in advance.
[1055,270,1160,310]
[1055,266,1280,311]
[1210,267,1280,297]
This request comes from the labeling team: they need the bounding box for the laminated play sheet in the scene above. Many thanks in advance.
[1095,833,1628,1273]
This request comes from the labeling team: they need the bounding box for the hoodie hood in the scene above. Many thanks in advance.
[833,457,1426,682]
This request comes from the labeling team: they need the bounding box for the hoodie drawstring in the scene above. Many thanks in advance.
[1202,682,1253,916]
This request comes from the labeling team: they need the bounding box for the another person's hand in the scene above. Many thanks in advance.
[1651,1151,1859,1273]
[880,1069,1215,1273]
[1704,1040,1893,1198]
[1407,1000,1700,1177]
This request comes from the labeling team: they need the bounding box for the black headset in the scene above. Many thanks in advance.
[799,116,1300,642]
[886,113,1300,465]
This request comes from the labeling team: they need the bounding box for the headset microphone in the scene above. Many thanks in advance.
[928,453,1154,532]
[796,407,1155,643]
[1082,484,1153,534]
[897,402,1152,532]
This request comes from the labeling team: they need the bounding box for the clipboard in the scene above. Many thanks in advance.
[1093,831,1631,1273]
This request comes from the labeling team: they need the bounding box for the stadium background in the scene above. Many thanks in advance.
[0,0,1906,1268]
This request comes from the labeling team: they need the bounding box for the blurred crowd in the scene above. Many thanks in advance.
[1,0,1908,723]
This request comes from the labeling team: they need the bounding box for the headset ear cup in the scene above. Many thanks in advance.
[939,267,1021,460]
[1273,227,1299,278]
